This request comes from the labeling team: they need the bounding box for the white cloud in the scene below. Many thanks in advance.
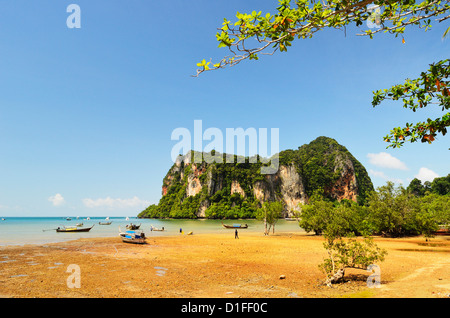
[369,169,404,185]
[415,167,439,183]
[367,152,408,170]
[369,170,388,179]
[82,196,150,210]
[48,193,66,207]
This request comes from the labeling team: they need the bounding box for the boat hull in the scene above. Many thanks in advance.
[222,224,248,229]
[119,228,146,244]
[434,229,450,236]
[126,224,141,230]
[56,226,94,232]
[120,237,146,244]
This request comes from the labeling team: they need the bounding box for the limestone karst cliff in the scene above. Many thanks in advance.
[139,137,373,219]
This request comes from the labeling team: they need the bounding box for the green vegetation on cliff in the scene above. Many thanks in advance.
[139,137,374,219]
[140,152,264,219]
[280,136,373,204]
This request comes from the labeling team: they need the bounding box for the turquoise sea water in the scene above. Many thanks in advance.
[0,217,304,246]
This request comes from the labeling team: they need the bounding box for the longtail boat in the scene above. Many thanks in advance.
[222,222,248,229]
[126,223,141,230]
[434,225,450,236]
[56,225,94,232]
[119,227,146,244]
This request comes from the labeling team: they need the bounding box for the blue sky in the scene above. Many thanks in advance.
[0,1,448,216]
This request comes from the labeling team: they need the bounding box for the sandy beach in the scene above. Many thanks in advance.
[0,232,449,298]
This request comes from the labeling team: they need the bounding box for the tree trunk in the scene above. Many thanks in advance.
[264,218,268,235]
[325,268,345,287]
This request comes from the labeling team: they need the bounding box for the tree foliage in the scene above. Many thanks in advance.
[407,174,450,196]
[299,194,372,236]
[195,0,450,76]
[256,201,285,234]
[372,60,450,148]
[195,0,450,147]
[320,235,387,286]
[299,180,450,239]
[430,173,450,194]
[298,178,449,285]
[407,177,427,196]
[365,181,449,237]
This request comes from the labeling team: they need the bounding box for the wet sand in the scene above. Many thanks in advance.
[0,232,449,298]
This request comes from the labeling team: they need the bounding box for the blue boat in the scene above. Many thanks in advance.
[119,227,146,244]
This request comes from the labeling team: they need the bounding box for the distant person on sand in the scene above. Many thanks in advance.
[235,229,239,239]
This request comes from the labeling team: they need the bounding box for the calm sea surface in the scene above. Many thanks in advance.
[0,217,304,246]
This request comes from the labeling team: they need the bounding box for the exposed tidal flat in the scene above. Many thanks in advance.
[0,218,449,298]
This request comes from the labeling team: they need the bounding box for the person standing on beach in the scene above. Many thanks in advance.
[235,229,239,239]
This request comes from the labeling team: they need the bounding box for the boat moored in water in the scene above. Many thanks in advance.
[126,223,141,230]
[222,222,248,229]
[56,225,94,232]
